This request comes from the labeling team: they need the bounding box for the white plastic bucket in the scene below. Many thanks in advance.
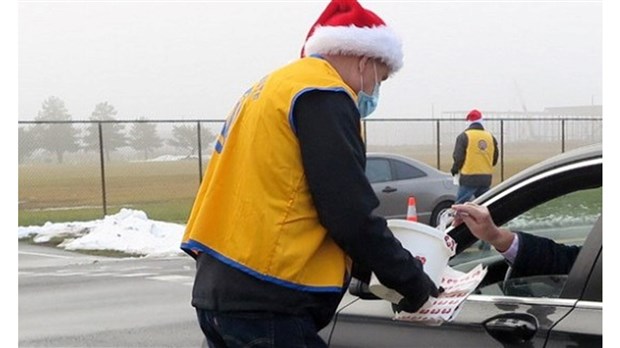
[368,219,456,303]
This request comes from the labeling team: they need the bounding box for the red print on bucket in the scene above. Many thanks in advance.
[444,235,456,254]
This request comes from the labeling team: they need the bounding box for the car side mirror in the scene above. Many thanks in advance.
[348,277,381,300]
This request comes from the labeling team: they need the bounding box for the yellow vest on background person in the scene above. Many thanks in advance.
[460,129,495,175]
[181,56,356,293]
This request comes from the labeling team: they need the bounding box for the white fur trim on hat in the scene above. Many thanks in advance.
[303,24,404,74]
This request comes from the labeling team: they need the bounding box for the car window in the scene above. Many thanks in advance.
[450,187,602,298]
[392,159,426,180]
[366,158,392,183]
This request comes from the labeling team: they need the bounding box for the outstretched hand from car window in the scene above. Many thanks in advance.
[451,203,514,252]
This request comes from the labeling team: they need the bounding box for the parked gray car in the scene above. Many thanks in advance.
[321,144,602,347]
[366,152,457,227]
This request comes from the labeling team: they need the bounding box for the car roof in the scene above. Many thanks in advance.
[366,152,441,173]
[476,143,602,203]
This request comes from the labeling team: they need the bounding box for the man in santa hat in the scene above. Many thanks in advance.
[451,109,500,204]
[181,1,439,346]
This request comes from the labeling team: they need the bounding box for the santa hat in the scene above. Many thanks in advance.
[466,109,483,124]
[301,0,403,74]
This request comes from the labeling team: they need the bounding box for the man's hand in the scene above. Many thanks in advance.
[393,273,441,313]
[451,202,515,252]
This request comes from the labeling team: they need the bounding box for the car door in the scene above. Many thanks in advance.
[366,157,430,221]
[545,217,602,347]
[366,157,409,219]
[322,154,602,347]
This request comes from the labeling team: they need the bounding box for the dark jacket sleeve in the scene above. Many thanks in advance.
[451,132,468,175]
[510,231,581,278]
[292,90,435,300]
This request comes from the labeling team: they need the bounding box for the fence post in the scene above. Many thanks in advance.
[500,119,505,182]
[561,119,566,153]
[436,120,441,170]
[197,121,203,183]
[98,122,108,216]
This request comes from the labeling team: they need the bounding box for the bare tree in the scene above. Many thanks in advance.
[32,96,78,164]
[167,124,216,158]
[18,126,36,164]
[128,118,163,160]
[82,102,127,161]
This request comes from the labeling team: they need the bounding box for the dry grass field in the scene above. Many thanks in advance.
[19,160,203,225]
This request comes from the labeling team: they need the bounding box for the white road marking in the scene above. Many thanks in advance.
[147,275,194,286]
[86,272,117,277]
[118,272,158,277]
[19,252,194,286]
[19,250,75,259]
[147,275,193,282]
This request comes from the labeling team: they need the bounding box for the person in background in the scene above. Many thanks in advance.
[180,1,438,347]
[451,109,499,204]
[451,203,581,277]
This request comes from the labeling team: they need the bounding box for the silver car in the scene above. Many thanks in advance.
[366,152,458,227]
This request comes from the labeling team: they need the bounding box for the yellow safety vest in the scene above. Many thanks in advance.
[181,57,356,293]
[460,129,495,175]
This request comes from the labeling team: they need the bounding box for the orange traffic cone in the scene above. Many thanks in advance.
[406,196,418,222]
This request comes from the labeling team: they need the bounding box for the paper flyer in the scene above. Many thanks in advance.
[392,264,487,325]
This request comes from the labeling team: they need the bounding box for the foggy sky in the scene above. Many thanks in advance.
[18,1,602,121]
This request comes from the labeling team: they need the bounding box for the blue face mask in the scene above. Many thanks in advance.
[357,84,380,119]
[357,62,380,119]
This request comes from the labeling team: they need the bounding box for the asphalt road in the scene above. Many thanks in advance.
[18,242,205,348]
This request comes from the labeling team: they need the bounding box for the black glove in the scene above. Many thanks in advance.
[393,275,442,313]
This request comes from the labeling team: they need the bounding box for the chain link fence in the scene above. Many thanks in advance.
[18,117,602,226]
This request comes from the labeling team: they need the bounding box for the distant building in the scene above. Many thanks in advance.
[542,105,602,117]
